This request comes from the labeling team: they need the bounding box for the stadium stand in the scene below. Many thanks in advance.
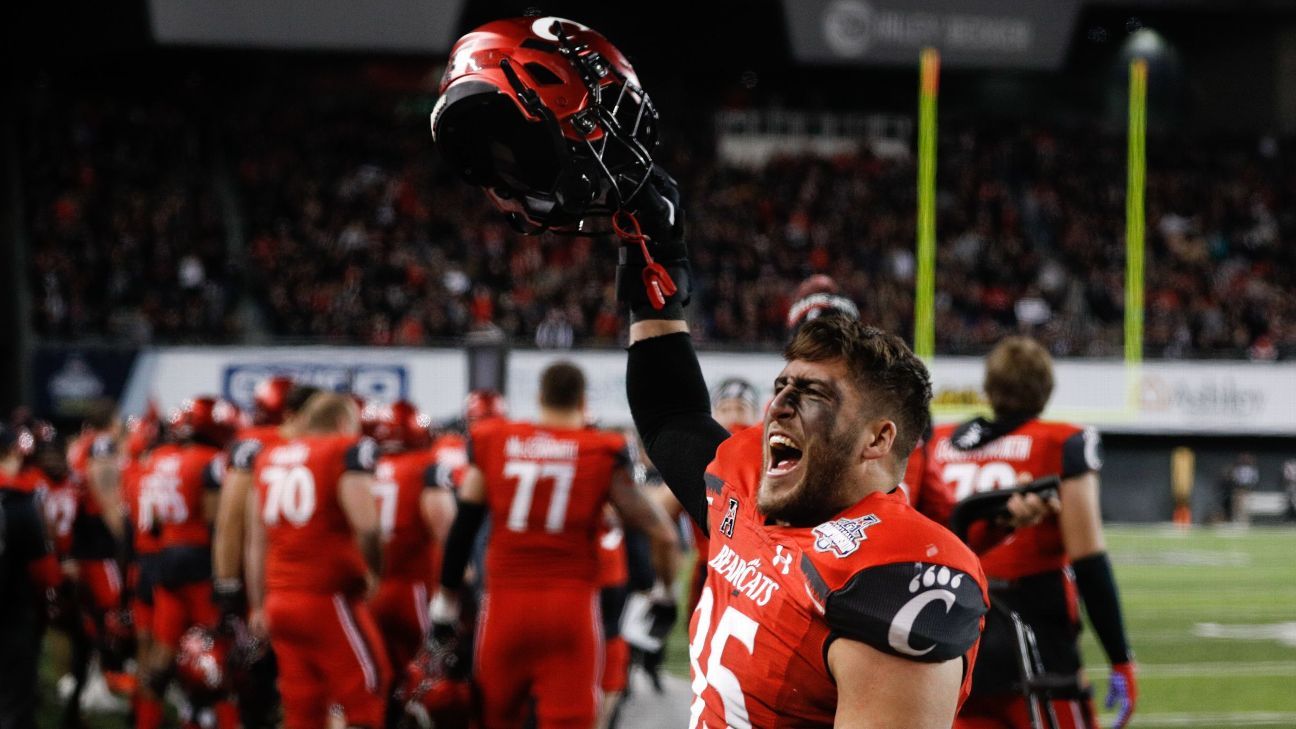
[19,70,1296,358]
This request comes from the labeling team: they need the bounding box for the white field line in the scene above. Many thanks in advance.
[1094,660,1296,678]
[1131,711,1296,727]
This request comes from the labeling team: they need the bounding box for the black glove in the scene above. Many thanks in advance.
[213,578,246,633]
[615,165,691,322]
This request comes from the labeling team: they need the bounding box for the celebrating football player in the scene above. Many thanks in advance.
[434,361,679,729]
[135,397,242,729]
[433,15,990,728]
[921,337,1138,729]
[360,399,455,685]
[246,393,390,729]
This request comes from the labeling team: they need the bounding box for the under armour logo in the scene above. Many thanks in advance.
[772,545,793,575]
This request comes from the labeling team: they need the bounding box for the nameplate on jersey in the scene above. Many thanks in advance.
[811,514,879,558]
[504,435,579,461]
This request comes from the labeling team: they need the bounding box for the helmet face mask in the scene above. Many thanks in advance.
[432,16,658,233]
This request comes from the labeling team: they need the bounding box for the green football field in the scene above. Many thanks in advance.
[36,525,1296,728]
[664,525,1296,729]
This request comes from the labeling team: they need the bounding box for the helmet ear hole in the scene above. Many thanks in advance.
[554,159,602,213]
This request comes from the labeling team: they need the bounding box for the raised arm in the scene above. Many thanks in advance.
[626,327,730,532]
[619,170,729,533]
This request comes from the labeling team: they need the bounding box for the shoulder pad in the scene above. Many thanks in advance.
[230,439,264,471]
[819,560,987,663]
[1062,427,1102,478]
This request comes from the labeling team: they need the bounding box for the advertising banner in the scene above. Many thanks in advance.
[119,347,1296,435]
[783,0,1079,70]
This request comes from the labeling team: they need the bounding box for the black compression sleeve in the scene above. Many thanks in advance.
[440,500,486,591]
[626,332,730,532]
[1072,552,1132,664]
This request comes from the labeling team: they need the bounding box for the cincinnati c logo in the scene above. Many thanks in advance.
[887,565,964,657]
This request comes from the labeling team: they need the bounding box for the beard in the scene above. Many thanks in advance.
[757,423,857,527]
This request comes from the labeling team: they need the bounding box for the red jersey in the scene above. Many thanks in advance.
[470,420,630,589]
[254,434,378,596]
[41,474,80,557]
[121,456,162,556]
[371,450,440,582]
[690,426,988,728]
[137,443,223,550]
[429,433,468,489]
[596,511,629,588]
[230,425,285,472]
[920,417,1102,580]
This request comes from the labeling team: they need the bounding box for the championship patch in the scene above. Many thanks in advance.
[812,514,879,558]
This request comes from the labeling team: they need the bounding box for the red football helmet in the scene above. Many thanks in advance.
[15,419,58,464]
[175,627,229,702]
[398,640,474,728]
[431,16,658,232]
[464,389,507,426]
[170,397,241,450]
[252,376,295,426]
[125,410,162,460]
[361,400,433,452]
[786,274,860,337]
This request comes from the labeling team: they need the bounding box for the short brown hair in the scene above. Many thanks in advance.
[784,317,932,463]
[539,361,586,410]
[299,393,359,434]
[984,336,1054,420]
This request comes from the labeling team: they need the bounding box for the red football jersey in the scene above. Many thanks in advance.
[254,434,378,596]
[471,420,629,589]
[429,433,468,489]
[690,425,988,728]
[920,417,1103,580]
[138,443,224,549]
[372,450,440,582]
[596,511,629,588]
[121,457,162,556]
[41,475,80,557]
[229,425,285,472]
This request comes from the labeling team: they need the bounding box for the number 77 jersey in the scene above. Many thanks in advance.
[469,419,630,589]
[692,426,990,728]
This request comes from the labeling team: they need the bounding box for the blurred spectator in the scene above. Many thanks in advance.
[1218,453,1260,523]
[20,67,1296,357]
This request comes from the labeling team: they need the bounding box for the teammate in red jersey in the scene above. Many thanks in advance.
[120,411,166,726]
[435,362,679,729]
[67,402,128,617]
[213,378,318,729]
[920,337,1137,729]
[135,397,241,729]
[361,399,455,683]
[246,393,390,729]
[429,389,508,491]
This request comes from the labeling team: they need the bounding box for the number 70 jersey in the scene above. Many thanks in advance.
[691,426,989,728]
[469,419,630,589]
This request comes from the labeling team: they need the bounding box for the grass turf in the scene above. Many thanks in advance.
[35,525,1296,728]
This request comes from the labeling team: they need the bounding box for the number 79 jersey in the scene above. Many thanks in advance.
[469,419,630,589]
[692,426,989,729]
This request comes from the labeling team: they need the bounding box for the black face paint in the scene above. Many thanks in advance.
[758,361,866,527]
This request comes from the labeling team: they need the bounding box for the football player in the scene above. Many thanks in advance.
[360,400,454,686]
[213,377,317,728]
[434,361,679,729]
[920,337,1138,729]
[121,410,164,725]
[136,397,241,729]
[428,389,508,491]
[246,393,390,729]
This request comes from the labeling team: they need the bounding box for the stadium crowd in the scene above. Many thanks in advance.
[20,74,1296,358]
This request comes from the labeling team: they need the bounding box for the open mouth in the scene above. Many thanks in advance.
[767,432,804,477]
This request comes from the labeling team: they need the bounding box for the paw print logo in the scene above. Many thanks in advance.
[907,564,964,592]
[888,564,966,657]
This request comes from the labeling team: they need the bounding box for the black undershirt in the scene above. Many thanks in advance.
[626,332,731,533]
